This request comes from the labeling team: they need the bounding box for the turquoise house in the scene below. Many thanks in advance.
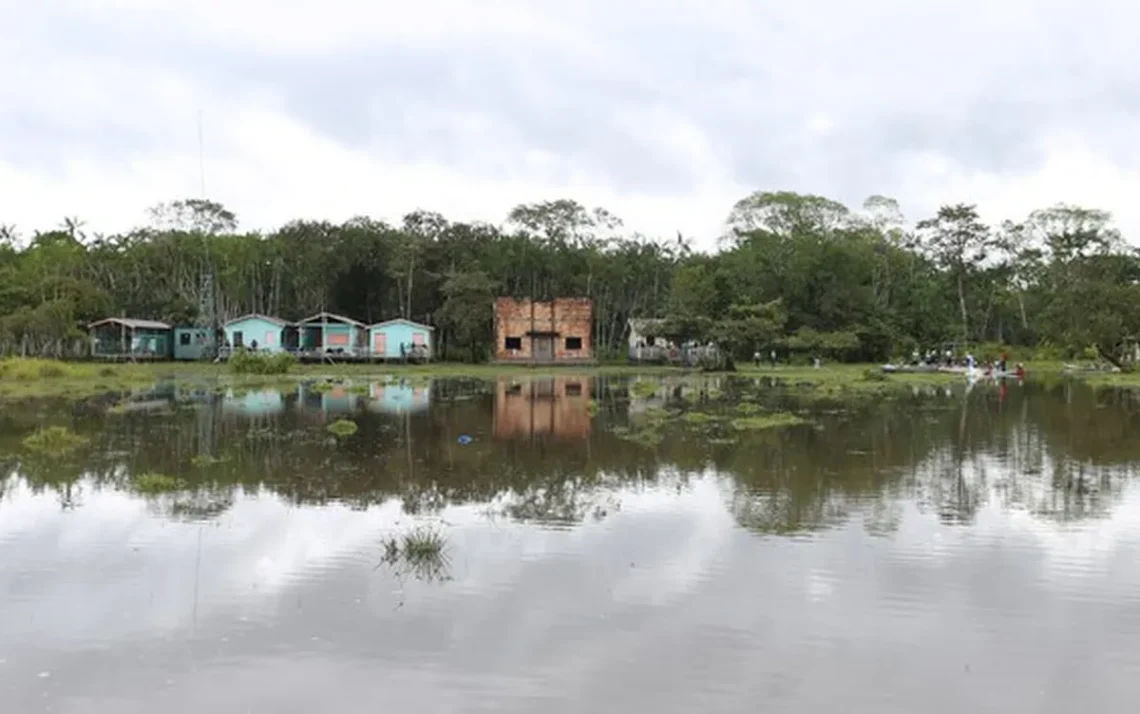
[367,318,434,361]
[173,327,216,361]
[222,314,297,353]
[299,312,367,357]
[222,388,286,416]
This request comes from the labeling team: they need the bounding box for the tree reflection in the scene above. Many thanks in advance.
[2,378,1140,537]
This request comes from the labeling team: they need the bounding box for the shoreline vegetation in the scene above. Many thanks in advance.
[0,356,1126,401]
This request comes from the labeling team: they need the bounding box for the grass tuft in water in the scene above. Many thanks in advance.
[379,525,451,583]
[133,473,186,494]
[21,426,90,454]
[326,419,359,437]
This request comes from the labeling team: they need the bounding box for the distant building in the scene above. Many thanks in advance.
[222,314,297,353]
[298,312,367,357]
[367,318,434,362]
[88,317,173,360]
[493,297,594,364]
[173,327,216,361]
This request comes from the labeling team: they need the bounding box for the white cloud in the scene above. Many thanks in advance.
[4,0,1140,247]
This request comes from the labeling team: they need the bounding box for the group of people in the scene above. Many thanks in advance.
[912,348,1025,380]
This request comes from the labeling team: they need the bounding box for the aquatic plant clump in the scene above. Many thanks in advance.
[326,419,359,437]
[133,473,187,494]
[730,412,806,431]
[21,426,90,454]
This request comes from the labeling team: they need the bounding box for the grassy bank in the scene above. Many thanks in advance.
[0,357,1078,400]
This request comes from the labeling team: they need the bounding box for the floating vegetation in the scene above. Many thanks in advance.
[326,419,359,437]
[133,473,186,495]
[629,379,660,398]
[680,411,720,425]
[730,412,807,431]
[378,525,451,584]
[310,380,337,393]
[736,402,764,415]
[21,426,89,455]
[190,454,229,468]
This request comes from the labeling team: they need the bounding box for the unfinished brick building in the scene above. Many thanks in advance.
[493,297,595,364]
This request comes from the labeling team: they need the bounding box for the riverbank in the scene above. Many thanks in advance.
[0,357,1077,400]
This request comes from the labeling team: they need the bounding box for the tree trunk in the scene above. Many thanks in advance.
[957,273,969,344]
[1097,343,1129,372]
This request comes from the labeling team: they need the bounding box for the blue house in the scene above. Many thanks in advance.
[173,327,216,361]
[367,318,434,361]
[222,314,297,354]
[298,312,367,357]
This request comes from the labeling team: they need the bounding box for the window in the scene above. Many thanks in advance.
[505,336,522,350]
[646,335,656,347]
[233,331,244,348]
[565,382,582,396]
[565,336,582,350]
[412,332,426,346]
[179,332,192,346]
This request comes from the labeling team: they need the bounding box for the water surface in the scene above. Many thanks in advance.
[3,375,1140,712]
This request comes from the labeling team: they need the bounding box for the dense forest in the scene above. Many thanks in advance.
[1,191,1138,365]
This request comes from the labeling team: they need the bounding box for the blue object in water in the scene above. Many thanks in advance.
[457,435,473,445]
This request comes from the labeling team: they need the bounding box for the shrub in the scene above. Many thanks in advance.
[229,349,296,375]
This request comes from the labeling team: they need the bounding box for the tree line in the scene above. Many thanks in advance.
[1,191,1137,365]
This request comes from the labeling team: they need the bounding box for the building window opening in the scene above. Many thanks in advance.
[505,336,522,350]
[565,336,582,350]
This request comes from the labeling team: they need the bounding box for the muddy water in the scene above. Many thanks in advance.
[2,375,1140,713]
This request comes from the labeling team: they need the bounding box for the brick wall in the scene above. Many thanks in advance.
[493,297,593,362]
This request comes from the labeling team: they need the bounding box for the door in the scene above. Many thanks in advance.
[372,332,387,357]
[533,336,554,362]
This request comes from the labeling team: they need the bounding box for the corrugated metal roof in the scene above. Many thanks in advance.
[88,317,172,330]
[298,311,366,327]
[368,318,435,331]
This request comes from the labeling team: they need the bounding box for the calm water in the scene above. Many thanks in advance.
[3,375,1140,712]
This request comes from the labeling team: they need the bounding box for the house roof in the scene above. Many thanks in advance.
[368,318,436,331]
[298,311,367,328]
[223,313,292,328]
[88,317,171,330]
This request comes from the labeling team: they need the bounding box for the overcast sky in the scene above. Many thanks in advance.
[3,0,1139,249]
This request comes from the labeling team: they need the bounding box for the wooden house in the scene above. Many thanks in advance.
[298,312,367,357]
[222,314,297,354]
[493,297,594,364]
[88,317,173,360]
[173,327,217,361]
[367,318,434,361]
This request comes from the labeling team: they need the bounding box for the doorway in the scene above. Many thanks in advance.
[532,335,554,362]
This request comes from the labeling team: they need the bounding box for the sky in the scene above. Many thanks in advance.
[3,0,1140,250]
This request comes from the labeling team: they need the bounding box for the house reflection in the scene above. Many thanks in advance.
[493,376,592,440]
[365,380,431,415]
[222,388,287,416]
[298,382,359,415]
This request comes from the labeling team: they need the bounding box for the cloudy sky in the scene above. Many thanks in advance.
[2,0,1138,249]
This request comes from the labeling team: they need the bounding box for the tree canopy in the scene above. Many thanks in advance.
[3,191,1139,365]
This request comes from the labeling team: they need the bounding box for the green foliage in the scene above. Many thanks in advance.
[229,349,296,375]
[2,193,1139,366]
[133,473,186,494]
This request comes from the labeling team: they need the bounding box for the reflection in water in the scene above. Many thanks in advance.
[494,376,592,440]
[3,378,1140,712]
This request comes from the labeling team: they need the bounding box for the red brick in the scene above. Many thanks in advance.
[493,297,594,363]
